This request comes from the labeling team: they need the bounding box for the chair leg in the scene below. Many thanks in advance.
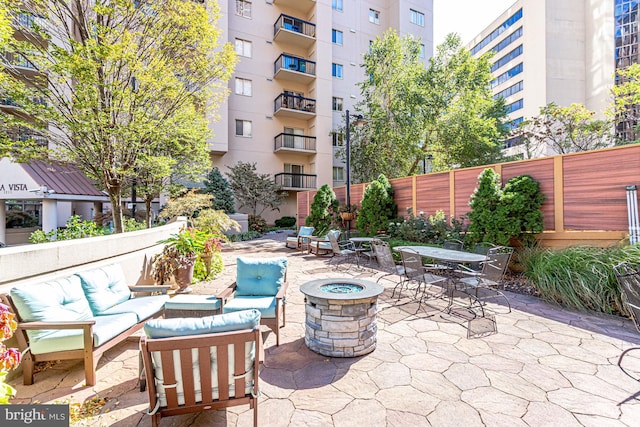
[253,397,258,427]
[22,352,34,385]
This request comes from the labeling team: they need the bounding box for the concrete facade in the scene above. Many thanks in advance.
[211,0,433,223]
[468,0,615,158]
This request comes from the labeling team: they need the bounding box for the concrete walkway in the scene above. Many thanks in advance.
[9,234,640,426]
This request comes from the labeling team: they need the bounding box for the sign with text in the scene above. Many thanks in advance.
[0,404,69,427]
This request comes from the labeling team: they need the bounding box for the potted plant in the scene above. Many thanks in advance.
[338,204,358,221]
[153,228,203,293]
[200,234,224,279]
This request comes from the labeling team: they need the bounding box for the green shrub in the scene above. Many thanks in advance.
[521,244,640,315]
[388,209,463,244]
[29,215,106,243]
[356,174,397,236]
[306,184,338,236]
[248,214,267,233]
[226,231,261,242]
[275,216,296,228]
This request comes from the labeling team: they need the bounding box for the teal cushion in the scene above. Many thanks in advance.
[10,276,94,342]
[164,295,221,311]
[235,257,287,296]
[223,296,277,319]
[29,313,138,354]
[144,309,261,339]
[76,264,132,315]
[298,226,314,236]
[99,294,170,321]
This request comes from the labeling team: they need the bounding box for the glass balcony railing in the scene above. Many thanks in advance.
[274,173,317,190]
[274,133,316,152]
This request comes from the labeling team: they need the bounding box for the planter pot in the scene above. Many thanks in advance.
[340,212,356,221]
[174,257,196,293]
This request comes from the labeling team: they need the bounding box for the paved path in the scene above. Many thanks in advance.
[9,235,640,426]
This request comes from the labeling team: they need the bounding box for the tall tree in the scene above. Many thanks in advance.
[611,63,640,143]
[0,1,236,233]
[519,102,613,156]
[347,32,506,181]
[226,162,287,216]
[203,167,235,213]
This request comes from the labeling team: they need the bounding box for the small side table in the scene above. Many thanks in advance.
[164,294,222,318]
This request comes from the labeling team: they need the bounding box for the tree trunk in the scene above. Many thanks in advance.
[145,198,153,228]
[109,191,124,233]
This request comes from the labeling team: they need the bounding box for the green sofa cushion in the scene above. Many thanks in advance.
[144,309,261,339]
[10,276,94,342]
[222,296,276,319]
[235,257,287,296]
[76,264,132,315]
[28,312,139,354]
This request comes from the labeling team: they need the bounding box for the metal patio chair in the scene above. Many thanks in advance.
[328,232,360,270]
[613,262,640,383]
[397,249,447,308]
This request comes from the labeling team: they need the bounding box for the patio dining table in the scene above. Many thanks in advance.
[394,246,487,264]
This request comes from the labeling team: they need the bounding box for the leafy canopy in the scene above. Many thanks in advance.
[0,0,236,233]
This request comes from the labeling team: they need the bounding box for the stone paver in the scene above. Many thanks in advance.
[8,234,640,426]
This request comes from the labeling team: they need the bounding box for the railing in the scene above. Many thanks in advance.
[273,13,316,38]
[15,12,47,29]
[275,173,317,190]
[274,133,316,151]
[2,52,37,70]
[0,96,47,108]
[274,93,316,114]
[274,54,316,76]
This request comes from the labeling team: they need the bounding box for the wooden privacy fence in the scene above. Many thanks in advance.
[297,144,640,248]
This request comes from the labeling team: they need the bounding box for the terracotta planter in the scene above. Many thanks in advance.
[174,257,196,293]
[340,212,356,221]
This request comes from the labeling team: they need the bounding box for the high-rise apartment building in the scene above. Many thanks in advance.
[211,0,433,222]
[468,0,615,158]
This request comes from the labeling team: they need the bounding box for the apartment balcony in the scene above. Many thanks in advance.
[274,173,317,191]
[274,93,316,119]
[2,52,40,75]
[14,12,47,33]
[273,0,315,14]
[274,133,316,155]
[274,54,316,84]
[273,14,315,49]
[0,96,47,110]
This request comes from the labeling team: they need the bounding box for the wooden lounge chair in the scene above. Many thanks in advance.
[140,310,263,427]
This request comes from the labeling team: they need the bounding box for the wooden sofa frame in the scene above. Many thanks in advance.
[140,327,262,427]
[0,284,169,387]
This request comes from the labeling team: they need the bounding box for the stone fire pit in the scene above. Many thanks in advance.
[300,278,384,357]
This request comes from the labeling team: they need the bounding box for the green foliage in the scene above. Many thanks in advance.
[248,214,267,233]
[192,208,240,235]
[226,162,287,216]
[0,1,236,233]
[613,63,640,143]
[159,190,213,222]
[519,103,613,157]
[226,231,261,242]
[29,215,106,243]
[521,245,640,315]
[467,169,546,246]
[388,209,463,244]
[203,167,235,213]
[305,184,338,236]
[274,216,296,228]
[356,174,397,235]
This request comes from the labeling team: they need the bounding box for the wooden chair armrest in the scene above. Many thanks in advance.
[275,281,289,300]
[19,320,96,330]
[218,283,236,300]
[129,284,172,295]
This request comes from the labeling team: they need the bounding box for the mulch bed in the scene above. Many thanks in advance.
[497,271,541,298]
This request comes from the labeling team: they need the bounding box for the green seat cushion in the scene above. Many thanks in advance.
[164,295,221,311]
[10,276,94,342]
[222,296,276,319]
[235,257,287,296]
[29,313,138,354]
[144,309,261,339]
[76,264,132,315]
[99,294,170,321]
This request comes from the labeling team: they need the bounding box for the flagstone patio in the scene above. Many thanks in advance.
[8,234,640,426]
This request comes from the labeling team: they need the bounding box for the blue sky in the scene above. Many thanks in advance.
[434,0,517,46]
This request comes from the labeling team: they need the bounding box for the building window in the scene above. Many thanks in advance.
[491,45,523,72]
[419,44,425,58]
[235,119,252,137]
[332,131,344,146]
[471,8,522,55]
[235,38,252,57]
[332,63,343,78]
[333,167,344,181]
[492,27,523,55]
[332,97,343,111]
[332,0,343,12]
[236,0,251,18]
[410,9,424,27]
[369,9,380,24]
[235,78,252,96]
[505,99,523,114]
[332,29,343,45]
[493,81,523,100]
[491,63,523,88]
